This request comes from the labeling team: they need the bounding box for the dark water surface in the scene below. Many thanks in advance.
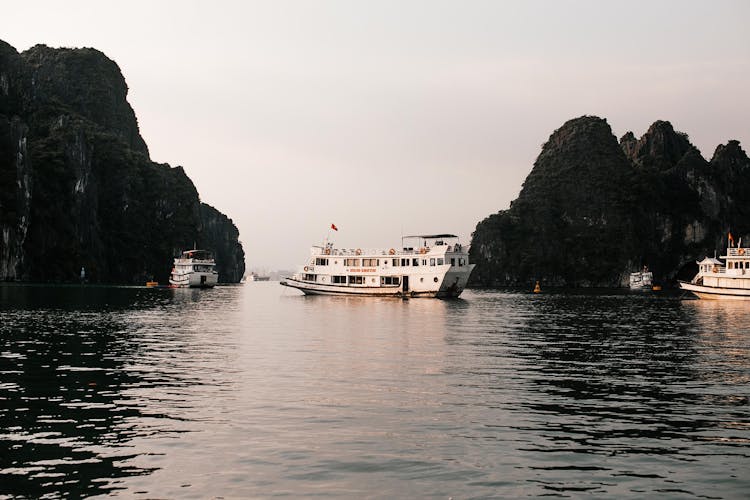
[1,283,748,498]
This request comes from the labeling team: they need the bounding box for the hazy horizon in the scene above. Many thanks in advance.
[4,0,749,270]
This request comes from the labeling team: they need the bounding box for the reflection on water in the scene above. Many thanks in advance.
[1,284,748,498]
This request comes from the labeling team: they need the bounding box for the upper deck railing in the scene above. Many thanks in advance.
[725,247,750,257]
[175,258,215,265]
[311,244,465,257]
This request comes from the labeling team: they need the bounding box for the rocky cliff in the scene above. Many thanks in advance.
[0,40,244,283]
[470,116,750,287]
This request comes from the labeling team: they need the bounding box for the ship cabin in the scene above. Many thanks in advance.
[693,248,750,289]
[696,256,724,276]
[723,247,750,276]
[174,249,216,273]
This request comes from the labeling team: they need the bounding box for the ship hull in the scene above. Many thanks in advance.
[679,281,750,300]
[169,272,218,288]
[281,266,474,299]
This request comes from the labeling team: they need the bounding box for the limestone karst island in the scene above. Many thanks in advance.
[0,40,244,284]
[470,116,750,288]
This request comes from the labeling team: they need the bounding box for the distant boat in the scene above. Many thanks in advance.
[169,250,218,288]
[280,234,475,298]
[247,272,270,282]
[629,267,653,289]
[679,245,750,300]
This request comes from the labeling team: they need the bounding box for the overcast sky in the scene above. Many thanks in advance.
[4,0,749,270]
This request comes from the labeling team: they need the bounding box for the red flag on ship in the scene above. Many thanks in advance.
[729,232,735,247]
[331,223,338,231]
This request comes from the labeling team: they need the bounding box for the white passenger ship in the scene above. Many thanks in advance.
[679,245,750,300]
[280,234,475,298]
[169,249,219,288]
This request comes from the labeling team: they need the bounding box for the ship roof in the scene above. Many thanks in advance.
[697,257,723,265]
[403,234,458,239]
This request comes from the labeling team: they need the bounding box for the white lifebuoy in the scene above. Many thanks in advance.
[739,248,746,256]
[388,248,396,255]
[304,266,309,271]
[355,248,362,255]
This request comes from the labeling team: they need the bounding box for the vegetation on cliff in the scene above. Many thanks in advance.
[470,116,750,287]
[0,40,244,283]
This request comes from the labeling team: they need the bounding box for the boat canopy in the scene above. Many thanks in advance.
[403,234,458,239]
[697,257,723,265]
[181,249,214,259]
[402,234,460,249]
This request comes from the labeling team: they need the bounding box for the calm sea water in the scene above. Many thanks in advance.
[1,283,748,498]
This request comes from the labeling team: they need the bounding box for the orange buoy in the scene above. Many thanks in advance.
[533,281,541,293]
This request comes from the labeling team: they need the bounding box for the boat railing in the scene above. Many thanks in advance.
[702,268,726,275]
[315,247,419,256]
[312,246,465,257]
[174,258,215,265]
[726,248,750,257]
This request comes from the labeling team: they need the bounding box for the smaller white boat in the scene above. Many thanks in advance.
[679,244,750,300]
[629,267,653,289]
[169,249,218,288]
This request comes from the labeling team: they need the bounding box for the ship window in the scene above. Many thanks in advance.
[344,258,360,266]
[459,258,466,266]
[450,258,455,266]
[434,277,439,283]
[422,259,427,266]
[381,276,401,285]
[412,258,419,266]
[362,258,379,266]
[437,258,444,265]
[303,273,316,281]
[430,258,436,266]
[392,259,400,267]
[401,258,410,266]
[348,275,364,284]
[315,258,328,266]
[332,275,347,283]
